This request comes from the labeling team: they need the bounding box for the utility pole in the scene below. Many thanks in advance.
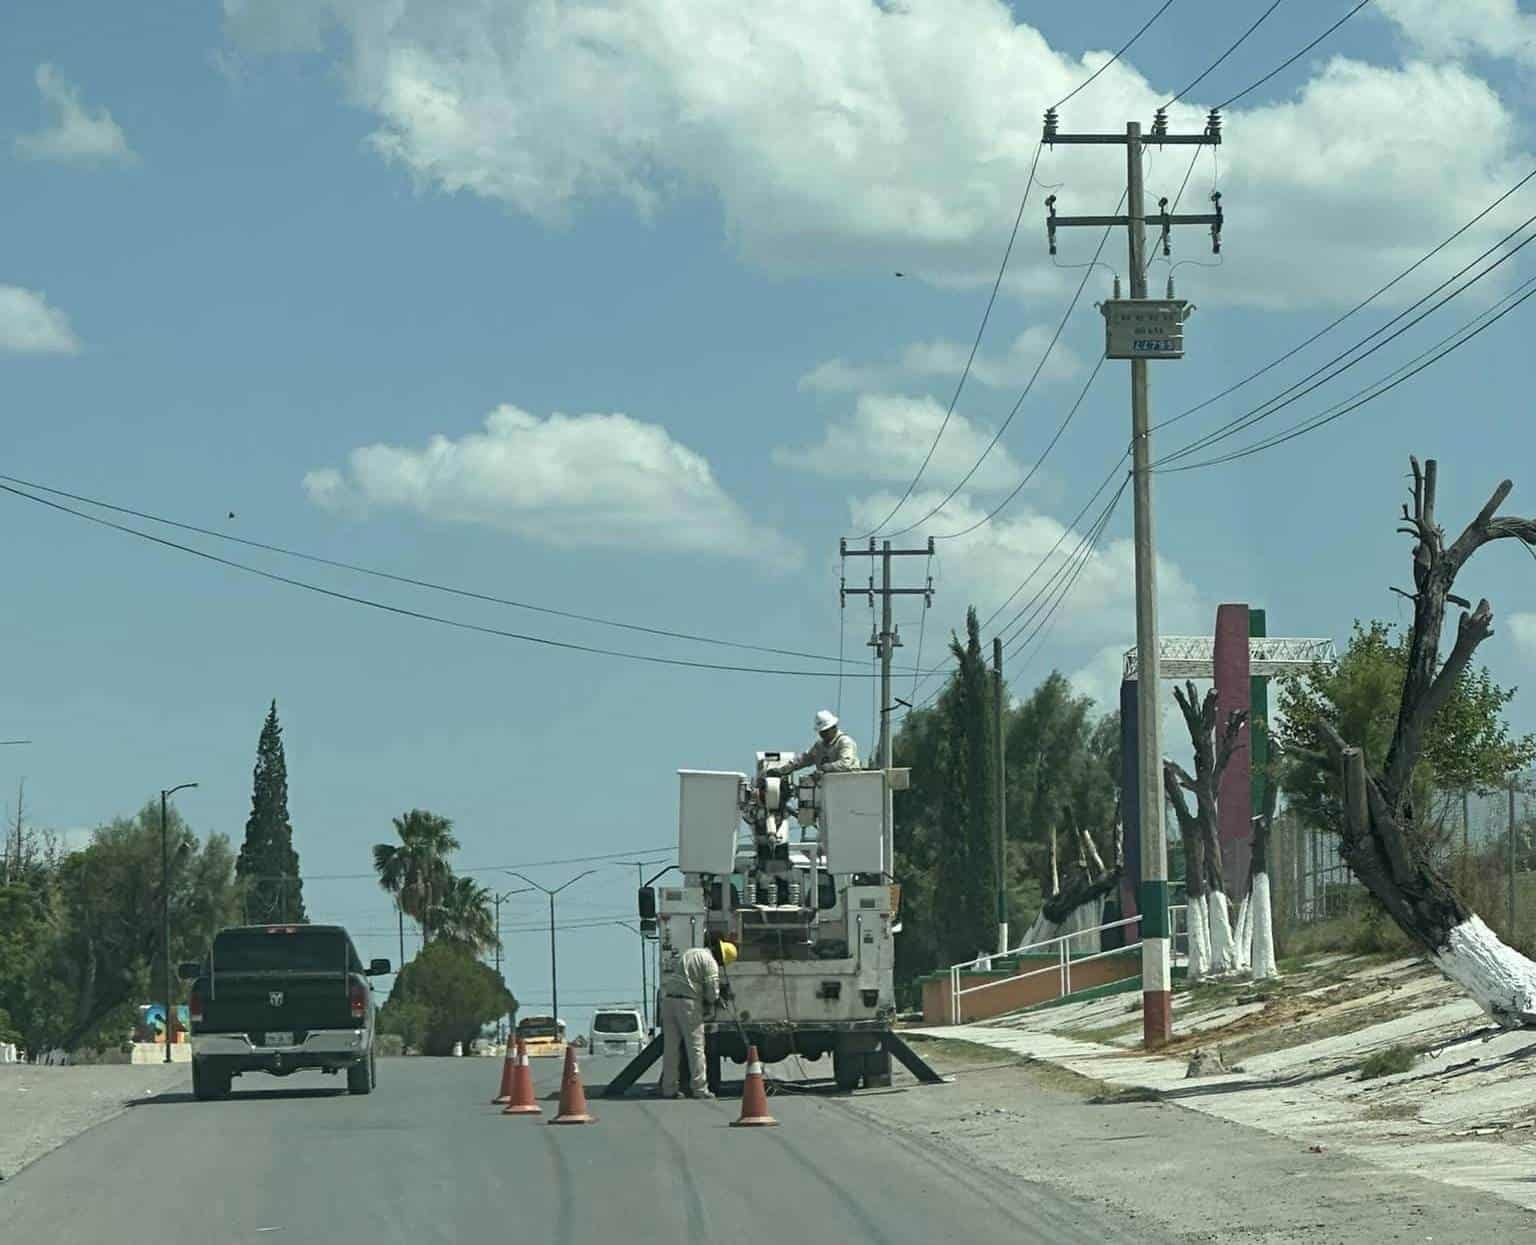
[994,636,1007,954]
[1511,776,1520,934]
[489,886,531,1043]
[1044,105,1224,1049]
[841,537,934,873]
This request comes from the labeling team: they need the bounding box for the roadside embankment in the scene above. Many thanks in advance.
[0,1062,186,1181]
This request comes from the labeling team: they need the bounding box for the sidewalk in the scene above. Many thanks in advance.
[912,953,1536,1213]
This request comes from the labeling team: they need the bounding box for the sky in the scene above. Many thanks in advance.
[4,0,1536,1034]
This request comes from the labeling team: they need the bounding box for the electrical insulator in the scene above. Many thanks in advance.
[1209,190,1223,255]
[1206,108,1222,142]
[1166,274,1176,300]
[1151,107,1168,140]
[1113,275,1122,299]
[1043,107,1058,144]
[1045,193,1058,256]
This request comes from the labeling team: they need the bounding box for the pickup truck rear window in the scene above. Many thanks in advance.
[212,928,357,973]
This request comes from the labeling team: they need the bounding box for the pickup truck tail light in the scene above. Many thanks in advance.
[349,980,367,1022]
[188,986,204,1026]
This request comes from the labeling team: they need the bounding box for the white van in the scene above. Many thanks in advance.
[589,1007,645,1058]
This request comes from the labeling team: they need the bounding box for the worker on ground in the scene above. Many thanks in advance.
[765,709,861,778]
[659,932,737,1100]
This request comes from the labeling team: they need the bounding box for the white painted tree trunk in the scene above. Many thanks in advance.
[1207,891,1235,973]
[1250,872,1278,980]
[1185,895,1212,982]
[1430,915,1536,1028]
[1020,910,1055,948]
[1231,894,1252,974]
[1018,896,1107,956]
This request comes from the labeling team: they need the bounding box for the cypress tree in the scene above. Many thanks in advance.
[235,700,306,923]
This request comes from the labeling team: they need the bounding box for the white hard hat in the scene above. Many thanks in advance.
[815,709,838,733]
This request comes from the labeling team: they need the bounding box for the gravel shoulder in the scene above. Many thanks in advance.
[0,1063,187,1181]
[836,1041,1535,1244]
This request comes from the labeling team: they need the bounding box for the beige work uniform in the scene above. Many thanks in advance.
[659,946,720,1097]
[767,731,861,776]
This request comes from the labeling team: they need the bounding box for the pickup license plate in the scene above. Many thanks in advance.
[260,1032,294,1048]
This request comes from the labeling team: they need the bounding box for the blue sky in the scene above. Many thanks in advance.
[4,0,1536,1030]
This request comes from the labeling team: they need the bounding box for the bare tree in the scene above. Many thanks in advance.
[1318,458,1536,1025]
[1021,805,1122,944]
[1164,682,1248,972]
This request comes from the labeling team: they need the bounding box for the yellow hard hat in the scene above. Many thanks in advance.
[719,940,738,967]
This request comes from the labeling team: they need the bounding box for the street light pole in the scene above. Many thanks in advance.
[507,869,595,1032]
[160,782,198,1065]
[490,886,533,1042]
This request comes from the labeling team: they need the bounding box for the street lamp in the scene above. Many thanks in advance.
[490,886,534,1042]
[160,782,198,1065]
[506,869,595,1031]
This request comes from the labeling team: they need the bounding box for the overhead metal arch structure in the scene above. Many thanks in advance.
[1121,635,1338,681]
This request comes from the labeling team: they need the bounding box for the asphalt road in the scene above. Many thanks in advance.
[0,1053,1159,1244]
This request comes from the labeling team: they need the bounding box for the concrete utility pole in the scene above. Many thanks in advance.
[160,782,198,1064]
[1044,106,1224,1048]
[994,636,1008,954]
[1511,777,1520,934]
[841,537,934,873]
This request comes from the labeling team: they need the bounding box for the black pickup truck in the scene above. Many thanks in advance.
[180,924,390,1101]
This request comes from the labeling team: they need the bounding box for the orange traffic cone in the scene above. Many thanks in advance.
[502,1040,542,1116]
[491,1045,517,1104]
[548,1045,594,1124]
[731,1045,777,1127]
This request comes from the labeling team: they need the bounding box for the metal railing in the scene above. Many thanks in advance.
[947,906,1187,1025]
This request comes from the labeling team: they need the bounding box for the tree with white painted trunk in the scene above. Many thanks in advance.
[1309,459,1536,1026]
[1164,682,1248,975]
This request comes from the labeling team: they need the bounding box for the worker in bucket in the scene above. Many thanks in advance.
[765,709,861,778]
[659,932,737,1100]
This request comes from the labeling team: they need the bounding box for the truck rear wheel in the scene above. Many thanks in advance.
[192,1058,230,1101]
[347,1053,374,1096]
[832,1049,861,1092]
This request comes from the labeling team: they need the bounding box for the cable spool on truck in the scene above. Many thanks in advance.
[604,753,942,1096]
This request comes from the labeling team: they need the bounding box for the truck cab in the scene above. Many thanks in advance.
[182,924,388,1100]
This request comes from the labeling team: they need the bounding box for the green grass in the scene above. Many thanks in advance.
[1358,1044,1417,1080]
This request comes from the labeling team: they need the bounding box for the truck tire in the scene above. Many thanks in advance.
[347,1053,374,1096]
[862,1048,892,1089]
[192,1058,230,1101]
[832,1049,861,1092]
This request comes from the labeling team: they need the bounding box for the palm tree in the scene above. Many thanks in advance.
[372,810,460,943]
[432,875,499,955]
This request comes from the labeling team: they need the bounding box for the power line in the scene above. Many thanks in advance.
[1052,0,1180,110]
[0,472,855,668]
[863,0,1180,538]
[299,845,675,882]
[937,353,1107,540]
[1159,270,1536,472]
[0,482,909,680]
[859,142,1043,537]
[1216,0,1374,111]
[1150,165,1536,436]
[1162,1,1285,108]
[885,194,1126,540]
[1155,217,1536,467]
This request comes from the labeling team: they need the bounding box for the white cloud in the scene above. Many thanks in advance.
[846,490,1209,652]
[14,64,136,165]
[305,403,795,561]
[1379,0,1536,67]
[801,327,1080,394]
[773,393,1023,491]
[0,285,80,354]
[1511,612,1536,662]
[227,1,1532,311]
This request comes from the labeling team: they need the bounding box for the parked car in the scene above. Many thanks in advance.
[589,1007,646,1058]
[181,923,389,1100]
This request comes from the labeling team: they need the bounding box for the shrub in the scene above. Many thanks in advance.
[1359,1044,1416,1079]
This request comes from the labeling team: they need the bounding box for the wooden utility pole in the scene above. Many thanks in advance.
[1044,105,1224,1048]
